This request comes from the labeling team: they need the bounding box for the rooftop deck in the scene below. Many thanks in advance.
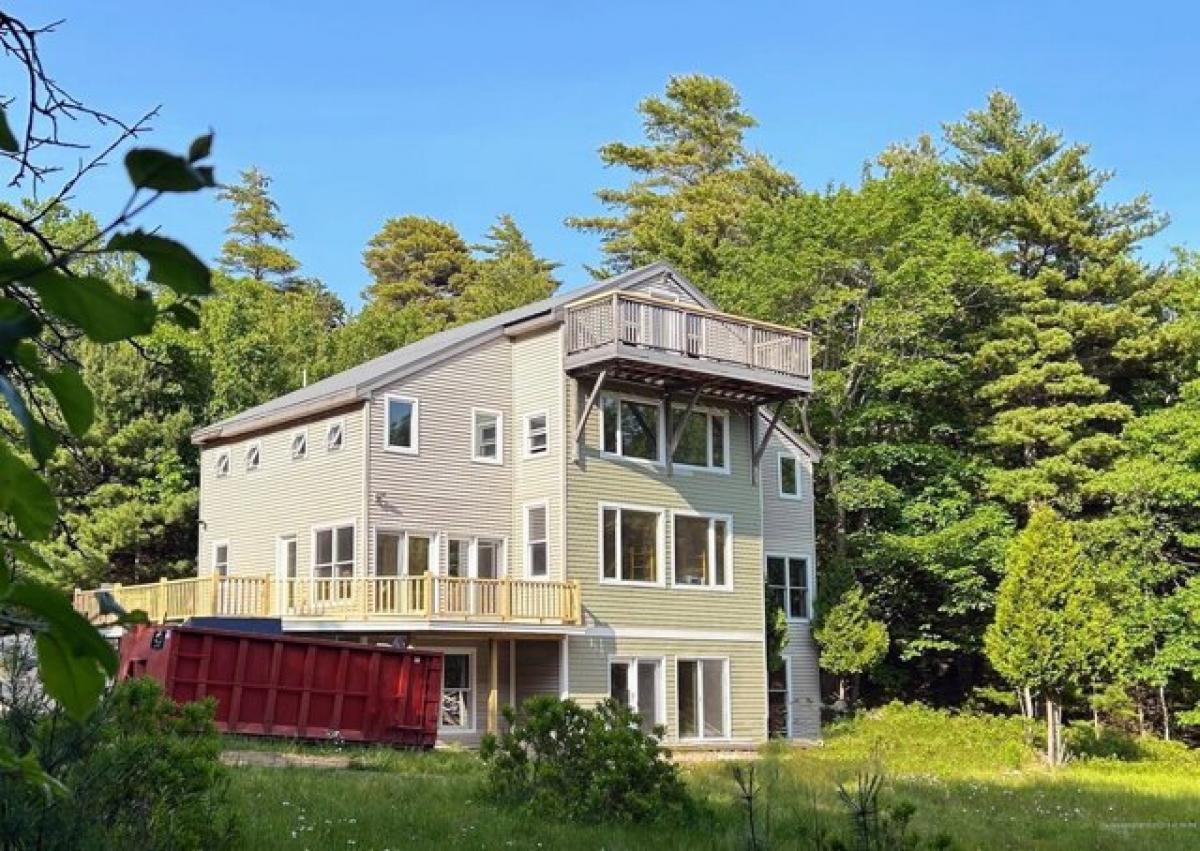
[74,575,582,629]
[564,291,812,403]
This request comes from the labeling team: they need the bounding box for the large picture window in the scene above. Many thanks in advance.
[601,396,661,462]
[385,395,418,453]
[601,505,662,584]
[314,524,355,601]
[677,658,728,740]
[671,408,728,471]
[766,555,810,619]
[673,513,731,589]
[376,530,433,577]
[610,658,663,734]
[439,651,475,732]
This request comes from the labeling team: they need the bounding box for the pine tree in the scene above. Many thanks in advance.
[568,74,794,280]
[361,215,474,310]
[217,166,301,287]
[456,214,558,322]
[814,585,890,709]
[985,506,1123,764]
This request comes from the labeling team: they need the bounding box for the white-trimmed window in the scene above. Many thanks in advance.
[778,453,801,499]
[475,538,504,579]
[525,502,548,579]
[244,442,261,472]
[326,420,345,452]
[212,542,229,576]
[677,658,729,740]
[290,430,307,460]
[671,407,728,471]
[766,555,810,619]
[672,513,731,589]
[439,650,476,732]
[214,451,230,479]
[385,395,418,453]
[768,658,792,738]
[314,523,355,600]
[609,657,663,734]
[525,411,549,457]
[375,530,434,577]
[600,504,663,585]
[600,396,661,462]
[472,408,502,464]
[446,538,470,578]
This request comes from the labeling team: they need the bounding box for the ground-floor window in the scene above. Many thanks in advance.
[677,658,729,740]
[768,659,791,738]
[439,651,475,732]
[609,657,663,733]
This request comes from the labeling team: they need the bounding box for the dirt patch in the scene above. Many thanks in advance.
[221,749,352,770]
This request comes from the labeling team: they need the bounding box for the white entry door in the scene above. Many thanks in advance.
[276,535,297,614]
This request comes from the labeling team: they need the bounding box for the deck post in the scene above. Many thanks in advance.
[559,636,569,699]
[209,574,219,616]
[487,638,499,734]
[157,577,167,623]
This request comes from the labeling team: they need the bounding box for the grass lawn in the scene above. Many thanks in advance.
[226,705,1200,850]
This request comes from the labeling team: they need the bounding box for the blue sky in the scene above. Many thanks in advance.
[19,1,1200,308]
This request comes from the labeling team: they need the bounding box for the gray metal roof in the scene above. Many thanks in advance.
[193,262,707,444]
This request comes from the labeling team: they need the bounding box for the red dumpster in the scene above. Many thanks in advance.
[118,625,442,747]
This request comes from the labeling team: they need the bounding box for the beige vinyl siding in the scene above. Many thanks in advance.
[626,275,706,307]
[567,635,766,744]
[565,379,765,631]
[367,337,514,574]
[762,429,821,740]
[196,405,366,580]
[510,329,564,581]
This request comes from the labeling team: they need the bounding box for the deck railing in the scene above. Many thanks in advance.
[73,574,583,626]
[565,291,812,380]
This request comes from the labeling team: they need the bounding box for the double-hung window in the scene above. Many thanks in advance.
[609,658,663,734]
[376,530,434,577]
[766,555,810,619]
[385,396,418,453]
[673,513,731,589]
[314,524,355,601]
[525,502,548,579]
[525,411,549,457]
[472,408,502,464]
[601,505,662,584]
[601,396,661,462]
[212,542,229,577]
[677,658,729,740]
[439,651,475,732]
[671,407,728,471]
[778,454,801,499]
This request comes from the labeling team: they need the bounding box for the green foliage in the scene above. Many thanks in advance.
[216,166,300,286]
[480,695,692,824]
[816,586,890,696]
[0,675,236,850]
[362,215,473,308]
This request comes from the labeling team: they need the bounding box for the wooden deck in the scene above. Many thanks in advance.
[73,574,583,627]
[564,291,812,403]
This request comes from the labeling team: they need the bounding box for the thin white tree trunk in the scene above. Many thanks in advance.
[1160,685,1171,742]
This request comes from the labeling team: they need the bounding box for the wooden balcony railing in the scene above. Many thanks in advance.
[73,574,583,626]
[565,291,812,380]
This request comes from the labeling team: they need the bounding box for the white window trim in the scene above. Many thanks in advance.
[290,429,308,461]
[597,501,667,588]
[445,536,471,578]
[382,394,419,455]
[768,655,794,739]
[429,646,477,735]
[214,450,231,479]
[765,552,813,621]
[671,406,731,474]
[599,394,665,466]
[777,452,802,500]
[523,499,550,580]
[607,654,666,731]
[211,540,230,576]
[311,520,358,597]
[471,407,504,465]
[523,410,550,459]
[373,527,439,577]
[244,441,262,473]
[326,419,346,453]
[669,510,734,592]
[469,536,507,580]
[675,656,732,742]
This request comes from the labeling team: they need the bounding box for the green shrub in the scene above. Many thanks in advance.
[0,676,237,850]
[480,695,692,823]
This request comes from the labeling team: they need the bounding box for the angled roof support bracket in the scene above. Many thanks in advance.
[752,401,786,485]
[574,369,609,465]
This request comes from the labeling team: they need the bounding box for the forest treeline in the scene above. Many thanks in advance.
[13,76,1198,737]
